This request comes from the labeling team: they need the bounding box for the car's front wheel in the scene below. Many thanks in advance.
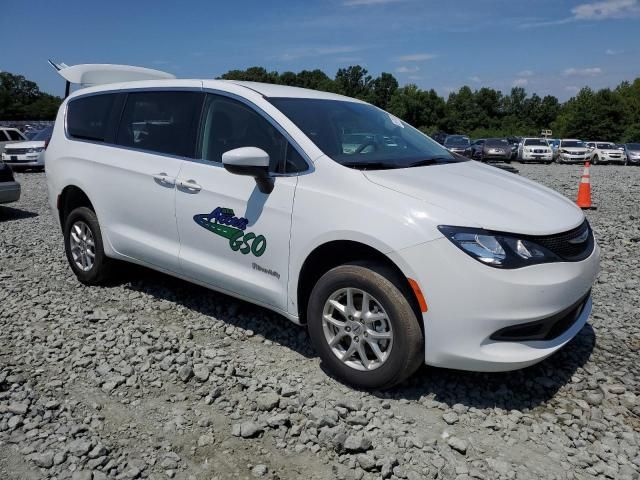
[63,206,114,285]
[307,262,424,390]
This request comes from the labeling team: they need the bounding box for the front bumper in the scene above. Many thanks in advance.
[597,154,625,164]
[521,152,553,162]
[390,237,600,372]
[0,181,21,204]
[558,153,590,163]
[1,152,44,167]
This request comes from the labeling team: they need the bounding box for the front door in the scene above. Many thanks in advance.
[176,93,306,311]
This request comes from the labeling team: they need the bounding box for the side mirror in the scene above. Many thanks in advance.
[222,147,274,194]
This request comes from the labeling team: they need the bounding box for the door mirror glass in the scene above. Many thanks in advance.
[222,147,274,194]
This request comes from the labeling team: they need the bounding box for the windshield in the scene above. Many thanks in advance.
[268,98,464,169]
[524,139,548,146]
[444,135,470,147]
[561,140,584,148]
[596,142,614,149]
[485,138,509,147]
[31,126,53,142]
[627,143,640,150]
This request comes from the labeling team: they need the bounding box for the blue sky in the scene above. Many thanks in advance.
[1,0,639,100]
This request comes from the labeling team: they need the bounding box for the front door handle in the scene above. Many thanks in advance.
[152,172,176,187]
[177,179,202,193]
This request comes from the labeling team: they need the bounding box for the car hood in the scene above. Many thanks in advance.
[363,160,584,236]
[4,141,45,149]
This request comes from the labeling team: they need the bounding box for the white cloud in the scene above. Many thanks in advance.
[395,53,437,62]
[563,67,603,76]
[344,0,402,5]
[469,76,481,83]
[605,48,622,55]
[408,75,424,80]
[518,70,534,77]
[512,78,529,87]
[522,0,639,28]
[565,85,580,93]
[572,0,640,20]
[396,66,420,73]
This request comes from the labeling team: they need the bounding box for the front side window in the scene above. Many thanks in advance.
[116,91,202,157]
[198,94,307,174]
[268,98,462,170]
[7,130,25,141]
[67,94,116,142]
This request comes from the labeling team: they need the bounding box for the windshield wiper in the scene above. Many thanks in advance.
[341,161,395,170]
[408,157,457,167]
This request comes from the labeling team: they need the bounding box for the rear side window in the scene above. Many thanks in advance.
[116,91,202,157]
[67,94,116,142]
[0,131,9,141]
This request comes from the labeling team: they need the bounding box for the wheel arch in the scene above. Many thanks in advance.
[58,185,95,231]
[296,240,423,326]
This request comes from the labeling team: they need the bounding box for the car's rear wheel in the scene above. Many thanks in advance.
[592,155,599,165]
[307,262,424,390]
[64,206,114,285]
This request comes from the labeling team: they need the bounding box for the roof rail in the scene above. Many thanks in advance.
[48,60,175,98]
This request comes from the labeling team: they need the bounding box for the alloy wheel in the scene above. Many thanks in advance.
[69,221,96,272]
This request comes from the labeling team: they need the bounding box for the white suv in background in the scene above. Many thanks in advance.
[45,64,599,389]
[557,139,590,164]
[517,138,553,164]
[1,126,53,171]
[584,141,626,165]
[0,127,28,154]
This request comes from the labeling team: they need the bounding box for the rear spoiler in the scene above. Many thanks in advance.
[48,60,175,98]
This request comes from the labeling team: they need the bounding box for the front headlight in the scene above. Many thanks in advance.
[27,147,45,153]
[438,226,560,268]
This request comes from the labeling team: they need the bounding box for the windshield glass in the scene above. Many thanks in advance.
[627,143,640,150]
[31,126,53,142]
[485,138,509,147]
[524,139,548,146]
[268,98,464,169]
[561,140,584,148]
[596,143,614,149]
[444,135,470,147]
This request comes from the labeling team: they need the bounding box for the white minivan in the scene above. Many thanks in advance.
[45,65,599,389]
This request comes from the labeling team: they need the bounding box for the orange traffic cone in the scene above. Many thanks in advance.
[576,162,596,210]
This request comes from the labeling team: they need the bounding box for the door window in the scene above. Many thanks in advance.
[0,131,9,141]
[116,91,202,157]
[198,94,307,174]
[6,130,24,141]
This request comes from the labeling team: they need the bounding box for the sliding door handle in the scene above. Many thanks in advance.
[177,179,202,193]
[152,173,176,187]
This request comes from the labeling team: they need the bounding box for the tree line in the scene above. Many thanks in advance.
[2,67,638,142]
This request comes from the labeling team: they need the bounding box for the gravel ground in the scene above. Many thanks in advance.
[0,164,638,480]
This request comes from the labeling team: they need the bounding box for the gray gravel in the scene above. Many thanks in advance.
[0,164,638,480]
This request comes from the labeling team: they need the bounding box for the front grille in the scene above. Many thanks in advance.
[5,148,29,155]
[490,291,590,342]
[525,220,594,261]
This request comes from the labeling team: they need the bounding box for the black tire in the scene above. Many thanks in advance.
[307,262,424,390]
[63,206,114,285]
[592,155,598,165]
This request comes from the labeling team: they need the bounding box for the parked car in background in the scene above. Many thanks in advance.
[469,138,512,163]
[518,138,553,164]
[2,126,53,171]
[506,137,521,160]
[557,139,590,164]
[0,162,20,205]
[584,141,626,165]
[625,143,640,165]
[547,139,560,159]
[432,132,448,145]
[0,127,28,154]
[443,135,471,156]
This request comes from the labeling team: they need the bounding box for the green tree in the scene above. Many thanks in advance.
[334,66,372,99]
[0,72,61,120]
[367,72,399,109]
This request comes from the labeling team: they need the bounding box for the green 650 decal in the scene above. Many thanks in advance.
[194,207,267,257]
